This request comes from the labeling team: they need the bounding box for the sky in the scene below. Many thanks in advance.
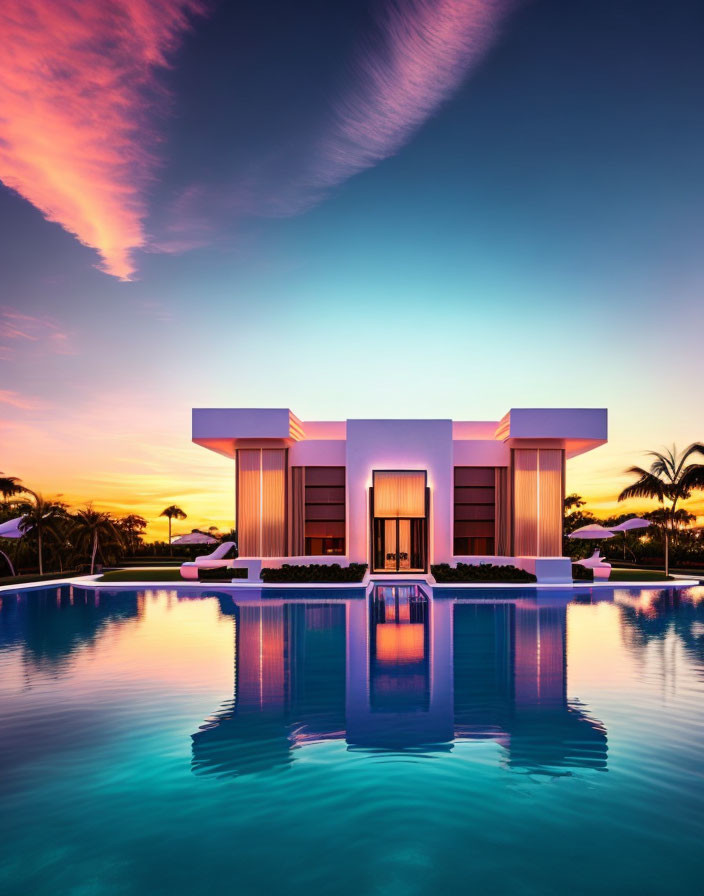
[1,0,703,540]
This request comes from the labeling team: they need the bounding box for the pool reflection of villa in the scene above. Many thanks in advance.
[191,589,607,775]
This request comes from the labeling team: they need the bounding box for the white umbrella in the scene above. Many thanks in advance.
[0,517,24,539]
[171,531,218,546]
[0,516,24,577]
[568,523,616,571]
[568,524,617,540]
[609,518,651,532]
[610,517,651,559]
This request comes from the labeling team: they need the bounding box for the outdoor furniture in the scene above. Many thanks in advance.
[180,541,236,580]
[575,550,612,580]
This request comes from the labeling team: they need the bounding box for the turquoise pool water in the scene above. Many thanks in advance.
[1,584,703,895]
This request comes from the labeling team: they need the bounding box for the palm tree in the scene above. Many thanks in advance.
[117,514,148,554]
[71,507,124,575]
[618,444,704,576]
[160,505,187,555]
[0,475,30,576]
[18,494,67,576]
[0,474,26,501]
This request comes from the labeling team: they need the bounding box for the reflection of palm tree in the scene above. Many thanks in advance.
[71,507,124,574]
[160,505,187,555]
[619,589,704,671]
[618,444,704,576]
[3,586,140,668]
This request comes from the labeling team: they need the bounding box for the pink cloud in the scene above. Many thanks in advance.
[311,0,516,190]
[0,308,75,357]
[0,389,44,410]
[161,0,518,231]
[0,0,204,280]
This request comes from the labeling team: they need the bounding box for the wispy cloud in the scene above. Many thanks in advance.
[0,0,204,280]
[163,0,517,231]
[309,0,516,194]
[0,308,75,357]
[0,389,44,410]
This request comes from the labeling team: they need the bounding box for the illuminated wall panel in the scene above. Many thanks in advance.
[236,449,262,558]
[512,448,564,556]
[373,471,426,518]
[236,448,286,557]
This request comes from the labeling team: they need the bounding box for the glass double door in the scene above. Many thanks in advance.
[373,517,427,573]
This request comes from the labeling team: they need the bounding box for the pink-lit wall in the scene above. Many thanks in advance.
[345,419,453,566]
[288,439,345,466]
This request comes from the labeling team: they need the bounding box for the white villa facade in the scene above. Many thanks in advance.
[192,407,607,584]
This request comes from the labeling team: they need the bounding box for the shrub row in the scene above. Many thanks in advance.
[197,566,248,581]
[260,563,367,583]
[431,562,537,584]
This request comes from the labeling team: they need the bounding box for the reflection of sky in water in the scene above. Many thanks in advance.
[1,584,703,895]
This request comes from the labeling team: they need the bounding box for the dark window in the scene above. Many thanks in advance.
[305,467,345,555]
[454,467,495,555]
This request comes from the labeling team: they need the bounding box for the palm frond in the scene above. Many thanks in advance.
[679,464,704,493]
[677,442,704,473]
[648,448,675,481]
[618,470,667,503]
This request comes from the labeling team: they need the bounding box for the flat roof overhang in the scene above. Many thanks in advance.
[192,407,608,460]
[192,408,304,458]
[495,408,608,458]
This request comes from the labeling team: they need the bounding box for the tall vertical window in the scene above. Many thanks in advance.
[453,467,495,555]
[236,448,286,557]
[299,466,345,555]
[512,448,564,556]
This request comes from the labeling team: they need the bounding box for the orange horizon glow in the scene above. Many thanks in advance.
[3,438,704,544]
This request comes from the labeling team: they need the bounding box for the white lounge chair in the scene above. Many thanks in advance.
[575,549,612,581]
[180,542,236,580]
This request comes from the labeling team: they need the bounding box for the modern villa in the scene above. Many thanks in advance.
[192,407,607,584]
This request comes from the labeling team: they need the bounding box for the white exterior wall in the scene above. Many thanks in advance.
[453,439,509,467]
[288,439,345,466]
[345,419,454,566]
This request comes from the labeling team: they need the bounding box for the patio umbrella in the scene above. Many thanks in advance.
[609,518,652,533]
[568,524,617,540]
[0,516,24,576]
[0,517,24,539]
[171,531,218,546]
[609,517,652,559]
[568,524,617,564]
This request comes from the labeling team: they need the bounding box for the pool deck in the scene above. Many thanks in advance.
[0,572,700,594]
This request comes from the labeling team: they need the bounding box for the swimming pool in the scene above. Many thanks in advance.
[1,584,702,895]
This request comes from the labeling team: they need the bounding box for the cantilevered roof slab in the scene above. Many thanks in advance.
[193,408,304,457]
[495,408,607,458]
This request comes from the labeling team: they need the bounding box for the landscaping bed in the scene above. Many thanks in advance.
[197,567,247,582]
[260,563,367,583]
[431,563,537,584]
[98,568,185,582]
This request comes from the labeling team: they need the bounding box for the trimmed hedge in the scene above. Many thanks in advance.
[198,566,247,581]
[260,563,367,583]
[431,562,537,584]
